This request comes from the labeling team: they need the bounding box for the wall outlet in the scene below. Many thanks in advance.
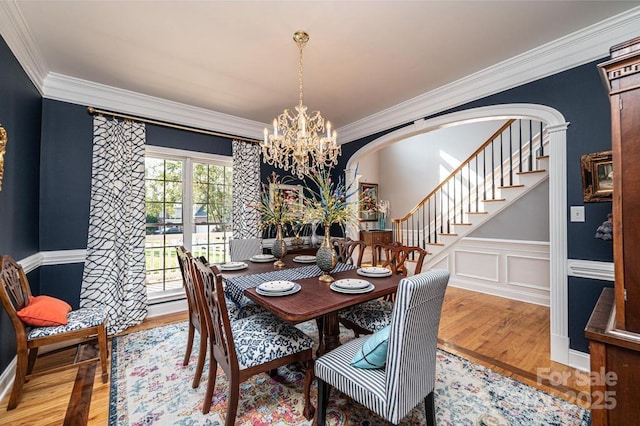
[570,206,585,222]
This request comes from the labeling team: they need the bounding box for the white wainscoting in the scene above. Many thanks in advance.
[435,237,551,306]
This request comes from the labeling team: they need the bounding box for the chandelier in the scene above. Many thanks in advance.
[261,31,340,178]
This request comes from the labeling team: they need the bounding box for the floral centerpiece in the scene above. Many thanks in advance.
[304,167,359,282]
[256,172,301,266]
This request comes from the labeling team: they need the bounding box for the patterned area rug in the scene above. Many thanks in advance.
[109,321,590,425]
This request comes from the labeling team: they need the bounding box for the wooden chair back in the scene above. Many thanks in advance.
[373,242,428,276]
[176,246,203,333]
[0,255,109,410]
[193,257,238,372]
[332,238,366,267]
[176,246,208,386]
[0,256,32,342]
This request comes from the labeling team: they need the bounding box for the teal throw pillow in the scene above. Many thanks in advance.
[350,325,391,369]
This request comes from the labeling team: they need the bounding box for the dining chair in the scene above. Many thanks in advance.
[229,238,262,261]
[332,237,366,267]
[196,251,266,320]
[192,257,316,424]
[315,269,450,426]
[0,255,109,410]
[176,246,209,388]
[339,243,429,336]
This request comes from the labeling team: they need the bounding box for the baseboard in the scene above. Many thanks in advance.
[448,278,550,307]
[0,356,16,406]
[147,298,187,318]
[568,349,590,372]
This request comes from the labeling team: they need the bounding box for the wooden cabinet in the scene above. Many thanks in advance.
[586,37,640,425]
[360,230,392,247]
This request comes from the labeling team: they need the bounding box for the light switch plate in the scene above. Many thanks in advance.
[570,206,585,222]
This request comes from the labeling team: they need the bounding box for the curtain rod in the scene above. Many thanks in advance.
[86,106,260,144]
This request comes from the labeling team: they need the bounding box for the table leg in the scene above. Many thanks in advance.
[321,313,341,355]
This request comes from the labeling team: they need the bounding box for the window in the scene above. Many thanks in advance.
[145,146,233,299]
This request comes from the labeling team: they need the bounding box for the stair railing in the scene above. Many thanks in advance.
[392,118,547,250]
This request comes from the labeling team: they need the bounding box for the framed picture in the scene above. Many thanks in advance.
[269,183,303,209]
[359,182,378,221]
[581,150,613,202]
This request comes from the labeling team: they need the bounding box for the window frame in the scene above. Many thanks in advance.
[145,145,232,303]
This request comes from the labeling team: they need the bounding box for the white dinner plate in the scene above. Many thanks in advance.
[293,255,316,263]
[359,267,392,275]
[357,267,392,278]
[333,278,372,290]
[250,254,275,263]
[330,282,374,294]
[258,280,296,293]
[256,283,301,297]
[219,261,248,271]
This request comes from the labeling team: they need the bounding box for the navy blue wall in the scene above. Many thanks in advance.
[343,59,614,351]
[0,35,42,374]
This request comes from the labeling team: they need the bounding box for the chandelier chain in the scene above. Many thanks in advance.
[261,31,341,179]
[298,36,305,107]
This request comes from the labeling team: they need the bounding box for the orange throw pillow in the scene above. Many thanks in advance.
[16,295,72,327]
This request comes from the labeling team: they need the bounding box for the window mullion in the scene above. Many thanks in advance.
[183,157,193,250]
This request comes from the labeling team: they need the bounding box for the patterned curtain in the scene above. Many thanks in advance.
[81,116,147,334]
[232,140,260,239]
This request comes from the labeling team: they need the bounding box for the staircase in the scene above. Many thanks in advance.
[392,118,549,270]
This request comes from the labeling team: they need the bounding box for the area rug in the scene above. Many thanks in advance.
[109,321,590,425]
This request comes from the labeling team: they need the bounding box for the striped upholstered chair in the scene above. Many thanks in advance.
[315,269,450,425]
[229,238,262,261]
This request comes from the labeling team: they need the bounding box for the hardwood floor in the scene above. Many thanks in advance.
[0,290,589,424]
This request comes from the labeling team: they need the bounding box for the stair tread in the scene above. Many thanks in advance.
[498,184,525,189]
[537,155,550,159]
[482,198,506,202]
[467,211,488,214]
[451,222,473,226]
[427,242,445,246]
[516,169,546,175]
[439,233,458,236]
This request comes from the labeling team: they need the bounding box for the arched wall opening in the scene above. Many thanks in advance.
[345,103,571,365]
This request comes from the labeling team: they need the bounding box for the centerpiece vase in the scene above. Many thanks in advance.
[316,223,337,283]
[271,224,287,267]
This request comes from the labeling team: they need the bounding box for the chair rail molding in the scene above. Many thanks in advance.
[346,103,572,366]
[567,259,614,281]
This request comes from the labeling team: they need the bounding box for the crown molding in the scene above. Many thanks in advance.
[3,2,640,142]
[0,0,47,94]
[337,6,640,143]
[43,73,265,140]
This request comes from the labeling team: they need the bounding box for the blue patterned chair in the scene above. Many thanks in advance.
[0,255,109,410]
[192,257,316,424]
[229,238,262,261]
[338,243,429,336]
[315,269,450,425]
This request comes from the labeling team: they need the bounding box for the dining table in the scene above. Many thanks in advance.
[217,253,402,355]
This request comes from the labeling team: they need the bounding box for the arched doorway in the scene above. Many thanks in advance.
[345,103,571,365]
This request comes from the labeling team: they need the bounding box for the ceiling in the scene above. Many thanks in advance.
[5,1,640,135]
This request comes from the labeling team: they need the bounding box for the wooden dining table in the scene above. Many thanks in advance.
[218,254,401,355]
